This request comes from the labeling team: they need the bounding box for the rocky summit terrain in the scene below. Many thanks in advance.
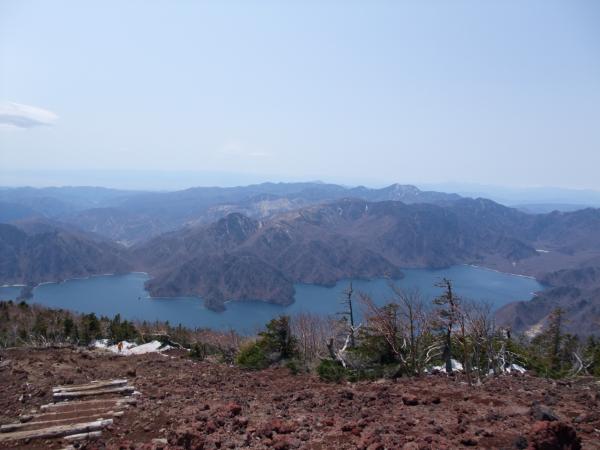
[1,347,598,449]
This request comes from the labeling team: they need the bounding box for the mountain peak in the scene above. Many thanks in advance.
[214,213,259,242]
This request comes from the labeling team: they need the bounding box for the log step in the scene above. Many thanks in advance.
[1,411,117,433]
[53,385,134,401]
[0,379,139,443]
[26,406,119,423]
[40,396,135,411]
[53,379,128,393]
[0,419,113,442]
[64,430,102,441]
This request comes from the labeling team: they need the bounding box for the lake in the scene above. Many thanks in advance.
[0,266,543,334]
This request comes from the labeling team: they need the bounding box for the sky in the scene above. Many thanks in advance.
[1,0,599,190]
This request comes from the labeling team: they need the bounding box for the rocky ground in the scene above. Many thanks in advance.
[0,347,599,449]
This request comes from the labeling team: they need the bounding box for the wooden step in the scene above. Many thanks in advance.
[27,406,119,423]
[1,411,117,433]
[40,396,135,411]
[64,430,102,441]
[53,379,128,393]
[53,385,134,401]
[0,418,113,442]
[0,379,139,443]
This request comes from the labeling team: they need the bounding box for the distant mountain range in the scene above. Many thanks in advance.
[419,182,600,210]
[0,183,460,245]
[0,182,599,335]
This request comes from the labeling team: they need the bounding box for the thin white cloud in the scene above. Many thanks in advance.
[0,101,58,129]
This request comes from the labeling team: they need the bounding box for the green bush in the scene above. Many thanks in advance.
[259,315,298,360]
[317,359,346,382]
[189,342,208,360]
[235,315,299,370]
[236,341,269,370]
[285,359,301,375]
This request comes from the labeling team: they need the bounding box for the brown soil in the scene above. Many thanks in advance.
[1,347,599,449]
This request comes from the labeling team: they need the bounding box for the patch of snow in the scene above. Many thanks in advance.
[431,358,464,373]
[93,339,109,349]
[92,339,171,356]
[506,363,526,374]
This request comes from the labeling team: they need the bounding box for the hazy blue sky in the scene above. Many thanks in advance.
[1,0,599,189]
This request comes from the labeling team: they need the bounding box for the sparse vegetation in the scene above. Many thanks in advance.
[310,281,600,382]
[1,288,599,381]
[0,300,242,363]
[235,341,269,370]
[316,359,346,382]
[236,315,299,370]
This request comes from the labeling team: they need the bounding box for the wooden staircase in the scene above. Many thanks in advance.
[0,379,138,446]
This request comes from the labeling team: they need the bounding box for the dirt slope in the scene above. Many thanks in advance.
[1,347,598,449]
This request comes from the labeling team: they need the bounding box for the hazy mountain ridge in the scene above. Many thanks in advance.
[0,183,462,244]
[136,210,404,309]
[0,223,132,285]
[134,197,600,324]
[134,198,541,310]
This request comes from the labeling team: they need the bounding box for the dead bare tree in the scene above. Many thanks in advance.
[568,342,594,377]
[388,284,441,375]
[360,287,441,376]
[457,303,472,385]
[291,312,331,365]
[325,316,358,368]
[433,278,461,374]
[339,282,357,348]
[360,294,405,367]
[464,300,495,379]
[321,282,364,368]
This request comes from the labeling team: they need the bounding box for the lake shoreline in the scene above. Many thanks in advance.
[1,266,545,333]
[1,264,543,305]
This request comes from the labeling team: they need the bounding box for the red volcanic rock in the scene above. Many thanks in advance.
[276,419,296,434]
[527,421,582,450]
[530,403,558,422]
[205,420,217,433]
[234,415,249,429]
[460,436,479,446]
[1,347,599,450]
[225,402,242,417]
[168,426,206,449]
[272,435,293,450]
[402,394,419,406]
[401,443,419,450]
[341,422,357,432]
[258,418,296,438]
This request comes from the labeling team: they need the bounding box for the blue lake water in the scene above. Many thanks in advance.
[0,285,23,301]
[0,266,543,334]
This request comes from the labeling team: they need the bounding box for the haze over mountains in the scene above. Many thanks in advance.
[0,183,460,245]
[0,223,131,285]
[1,182,600,336]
